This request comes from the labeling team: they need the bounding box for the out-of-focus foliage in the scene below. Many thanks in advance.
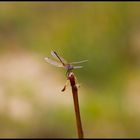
[0,2,140,138]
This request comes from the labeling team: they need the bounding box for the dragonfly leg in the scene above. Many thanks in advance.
[66,70,69,77]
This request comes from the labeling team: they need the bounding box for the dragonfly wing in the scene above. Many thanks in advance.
[70,60,88,64]
[44,57,63,67]
[73,66,83,69]
[51,50,67,64]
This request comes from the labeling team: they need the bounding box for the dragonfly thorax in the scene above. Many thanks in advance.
[64,64,74,70]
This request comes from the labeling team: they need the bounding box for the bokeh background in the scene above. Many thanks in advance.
[0,2,140,138]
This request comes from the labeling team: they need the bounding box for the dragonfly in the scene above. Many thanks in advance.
[44,50,88,91]
[44,50,88,74]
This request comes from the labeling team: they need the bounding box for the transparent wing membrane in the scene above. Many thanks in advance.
[70,60,88,64]
[51,50,67,65]
[44,57,63,67]
[73,66,83,69]
[45,51,87,70]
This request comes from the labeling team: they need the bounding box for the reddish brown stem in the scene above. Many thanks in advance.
[68,72,84,139]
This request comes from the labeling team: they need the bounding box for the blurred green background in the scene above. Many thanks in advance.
[0,2,140,138]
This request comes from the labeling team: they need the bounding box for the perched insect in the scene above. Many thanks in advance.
[44,50,88,75]
[44,50,88,91]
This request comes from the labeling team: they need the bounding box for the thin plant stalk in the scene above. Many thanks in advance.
[68,72,84,139]
[45,50,86,138]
